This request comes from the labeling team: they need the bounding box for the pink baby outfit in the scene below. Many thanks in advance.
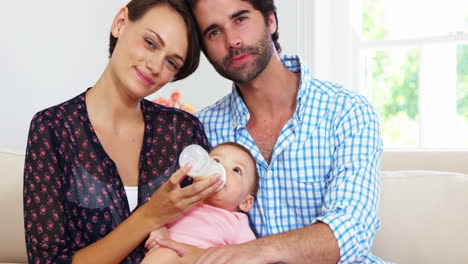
[167,204,256,248]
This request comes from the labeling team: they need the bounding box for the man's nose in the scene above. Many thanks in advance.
[226,30,242,49]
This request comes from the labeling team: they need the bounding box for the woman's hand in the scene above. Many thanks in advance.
[142,164,223,228]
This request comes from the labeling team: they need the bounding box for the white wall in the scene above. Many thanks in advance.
[0,0,305,153]
[1,1,127,153]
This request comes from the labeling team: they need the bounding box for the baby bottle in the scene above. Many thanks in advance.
[179,144,226,191]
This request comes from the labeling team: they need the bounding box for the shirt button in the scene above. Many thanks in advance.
[269,212,276,218]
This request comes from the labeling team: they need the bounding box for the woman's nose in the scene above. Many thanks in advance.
[146,53,164,75]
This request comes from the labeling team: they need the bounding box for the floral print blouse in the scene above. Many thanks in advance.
[23,90,210,263]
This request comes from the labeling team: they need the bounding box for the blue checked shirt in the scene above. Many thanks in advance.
[197,55,387,263]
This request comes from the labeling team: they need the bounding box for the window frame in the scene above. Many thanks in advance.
[301,0,468,150]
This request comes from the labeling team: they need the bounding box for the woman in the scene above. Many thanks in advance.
[23,0,223,263]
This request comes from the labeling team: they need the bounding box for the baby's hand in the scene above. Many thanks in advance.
[145,226,169,252]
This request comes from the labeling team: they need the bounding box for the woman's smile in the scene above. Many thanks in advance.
[134,67,155,86]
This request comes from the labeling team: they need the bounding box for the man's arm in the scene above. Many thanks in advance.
[156,222,339,264]
[314,98,383,263]
[206,222,339,264]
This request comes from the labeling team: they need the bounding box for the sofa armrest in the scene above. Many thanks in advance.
[0,152,27,263]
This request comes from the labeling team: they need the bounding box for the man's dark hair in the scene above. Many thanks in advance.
[108,0,200,81]
[185,0,281,53]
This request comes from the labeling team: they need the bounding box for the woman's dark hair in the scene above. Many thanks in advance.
[109,0,200,81]
[185,0,281,53]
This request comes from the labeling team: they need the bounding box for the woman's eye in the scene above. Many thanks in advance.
[214,158,220,163]
[145,38,155,49]
[233,167,241,175]
[167,59,179,71]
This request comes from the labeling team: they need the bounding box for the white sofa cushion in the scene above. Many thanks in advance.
[2,151,468,264]
[0,152,27,263]
[373,170,468,264]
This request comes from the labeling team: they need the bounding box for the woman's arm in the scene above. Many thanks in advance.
[24,113,75,263]
[72,165,223,263]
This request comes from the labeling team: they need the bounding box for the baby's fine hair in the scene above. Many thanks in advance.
[211,142,259,197]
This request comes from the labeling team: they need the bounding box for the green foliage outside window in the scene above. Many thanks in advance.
[363,0,419,146]
[457,45,468,120]
[362,0,468,147]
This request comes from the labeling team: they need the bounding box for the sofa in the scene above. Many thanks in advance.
[2,151,468,264]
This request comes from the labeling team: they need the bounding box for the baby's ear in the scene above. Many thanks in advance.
[239,195,254,212]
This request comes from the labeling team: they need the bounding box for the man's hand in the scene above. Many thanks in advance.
[158,239,267,264]
[196,243,267,264]
[156,239,205,264]
[145,226,169,252]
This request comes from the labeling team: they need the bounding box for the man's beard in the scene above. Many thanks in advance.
[209,29,274,83]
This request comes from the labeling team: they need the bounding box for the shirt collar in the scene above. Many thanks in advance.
[228,55,312,129]
[283,55,312,125]
[229,84,250,130]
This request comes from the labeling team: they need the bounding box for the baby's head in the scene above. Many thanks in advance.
[204,142,258,213]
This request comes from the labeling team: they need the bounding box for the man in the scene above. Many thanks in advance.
[158,0,387,263]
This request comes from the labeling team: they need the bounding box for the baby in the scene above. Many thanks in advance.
[142,142,259,263]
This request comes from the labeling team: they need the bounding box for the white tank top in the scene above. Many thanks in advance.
[124,186,138,212]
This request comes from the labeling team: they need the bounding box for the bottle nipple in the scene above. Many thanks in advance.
[214,162,227,191]
[179,144,226,191]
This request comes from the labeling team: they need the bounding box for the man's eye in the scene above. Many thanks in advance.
[208,29,220,39]
[236,16,247,23]
[233,167,241,174]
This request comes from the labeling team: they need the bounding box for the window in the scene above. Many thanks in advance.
[305,0,468,149]
[359,0,468,148]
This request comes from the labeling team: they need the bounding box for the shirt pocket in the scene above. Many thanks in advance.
[286,168,328,202]
[280,160,330,223]
[282,151,330,184]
